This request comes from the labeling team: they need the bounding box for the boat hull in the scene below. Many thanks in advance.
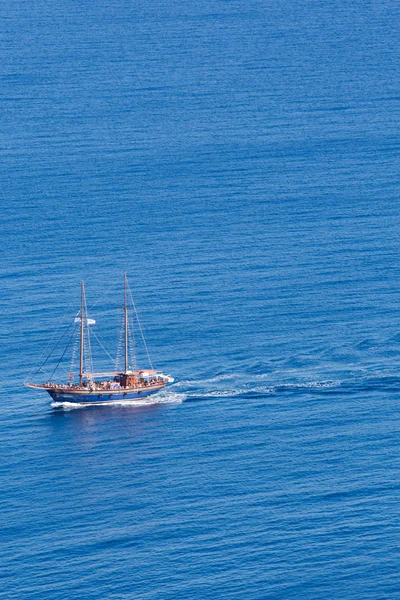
[46,385,166,404]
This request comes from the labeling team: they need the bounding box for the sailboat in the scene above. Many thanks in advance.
[25,274,174,404]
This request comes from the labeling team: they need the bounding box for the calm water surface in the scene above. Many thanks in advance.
[2,0,400,598]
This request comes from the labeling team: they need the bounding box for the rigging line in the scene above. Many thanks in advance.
[25,311,75,383]
[87,279,121,311]
[92,327,115,358]
[127,286,154,370]
[84,308,94,377]
[48,324,79,380]
[56,364,72,377]
[115,310,125,370]
[26,316,77,383]
[91,329,117,365]
[128,312,137,371]
[69,328,80,373]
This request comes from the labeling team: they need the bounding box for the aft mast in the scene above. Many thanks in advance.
[79,281,85,387]
[124,272,129,373]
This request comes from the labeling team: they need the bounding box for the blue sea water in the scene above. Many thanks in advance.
[2,0,400,597]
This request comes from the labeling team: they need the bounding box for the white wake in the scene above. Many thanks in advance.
[51,389,186,409]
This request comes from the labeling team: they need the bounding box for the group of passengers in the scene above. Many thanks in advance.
[45,382,83,390]
[44,378,161,390]
[89,380,118,390]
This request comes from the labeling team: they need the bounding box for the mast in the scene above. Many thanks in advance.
[79,281,85,387]
[124,272,129,372]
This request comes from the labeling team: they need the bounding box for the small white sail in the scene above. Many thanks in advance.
[75,317,96,325]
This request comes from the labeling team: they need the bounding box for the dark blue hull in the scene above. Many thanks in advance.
[47,386,164,404]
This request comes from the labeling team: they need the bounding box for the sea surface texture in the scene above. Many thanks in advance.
[2,0,400,598]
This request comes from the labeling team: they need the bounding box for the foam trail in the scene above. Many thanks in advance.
[51,390,186,410]
[274,380,341,390]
